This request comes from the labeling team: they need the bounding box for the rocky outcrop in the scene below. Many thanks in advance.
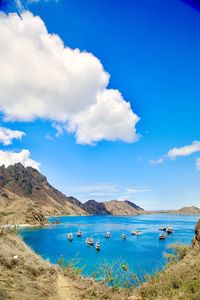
[178,206,200,215]
[124,200,144,211]
[104,200,143,215]
[0,163,88,225]
[83,199,143,215]
[83,200,110,215]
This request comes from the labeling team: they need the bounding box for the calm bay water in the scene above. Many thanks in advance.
[20,214,199,278]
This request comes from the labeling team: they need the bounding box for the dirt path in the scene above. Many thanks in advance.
[55,275,80,300]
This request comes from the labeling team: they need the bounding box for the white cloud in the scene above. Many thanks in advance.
[149,158,164,165]
[150,140,200,169]
[196,158,200,171]
[63,183,151,202]
[68,183,119,194]
[126,186,151,193]
[67,89,139,144]
[167,141,200,159]
[52,122,64,137]
[0,127,25,145]
[0,12,139,145]
[0,149,40,170]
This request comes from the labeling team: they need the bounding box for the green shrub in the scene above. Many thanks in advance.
[92,258,140,289]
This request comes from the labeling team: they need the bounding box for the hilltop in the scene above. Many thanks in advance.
[83,199,144,215]
[0,164,145,225]
[0,164,199,226]
[145,206,200,216]
[0,163,87,225]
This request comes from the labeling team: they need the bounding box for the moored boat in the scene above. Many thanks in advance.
[77,230,82,237]
[167,227,173,234]
[131,230,142,236]
[95,241,101,251]
[159,227,166,231]
[105,231,111,238]
[121,233,126,240]
[51,219,61,224]
[159,233,166,240]
[67,233,73,241]
[77,225,82,237]
[86,237,94,245]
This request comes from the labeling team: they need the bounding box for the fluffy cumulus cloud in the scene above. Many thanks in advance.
[0,12,139,145]
[0,149,40,170]
[0,127,25,145]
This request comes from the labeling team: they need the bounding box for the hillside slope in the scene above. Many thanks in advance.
[0,163,87,225]
[145,206,200,215]
[0,229,131,300]
[83,199,144,215]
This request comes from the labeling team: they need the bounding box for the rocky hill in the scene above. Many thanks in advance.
[0,163,87,225]
[144,206,200,215]
[83,199,144,215]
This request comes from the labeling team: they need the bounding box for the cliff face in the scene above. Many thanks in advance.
[83,200,110,215]
[0,163,87,225]
[83,199,143,215]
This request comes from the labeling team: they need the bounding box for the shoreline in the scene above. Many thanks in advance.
[1,212,199,229]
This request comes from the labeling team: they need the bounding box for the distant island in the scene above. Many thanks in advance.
[0,163,199,226]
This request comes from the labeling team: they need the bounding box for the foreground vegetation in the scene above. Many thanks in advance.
[0,227,133,300]
[136,220,200,300]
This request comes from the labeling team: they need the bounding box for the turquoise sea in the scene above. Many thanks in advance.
[20,214,199,279]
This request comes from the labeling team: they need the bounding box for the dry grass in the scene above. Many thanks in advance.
[137,245,200,300]
[0,229,134,300]
[1,224,199,300]
[0,229,58,300]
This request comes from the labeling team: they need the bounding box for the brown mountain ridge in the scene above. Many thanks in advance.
[0,163,199,225]
[0,163,87,225]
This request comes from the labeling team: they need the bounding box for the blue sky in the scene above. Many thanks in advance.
[0,0,200,209]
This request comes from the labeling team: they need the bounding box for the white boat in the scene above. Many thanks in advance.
[95,241,101,251]
[77,225,82,237]
[167,227,173,234]
[159,227,166,231]
[105,231,111,238]
[77,230,82,237]
[67,233,73,241]
[121,233,126,240]
[159,233,166,240]
[131,230,142,236]
[86,237,94,245]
